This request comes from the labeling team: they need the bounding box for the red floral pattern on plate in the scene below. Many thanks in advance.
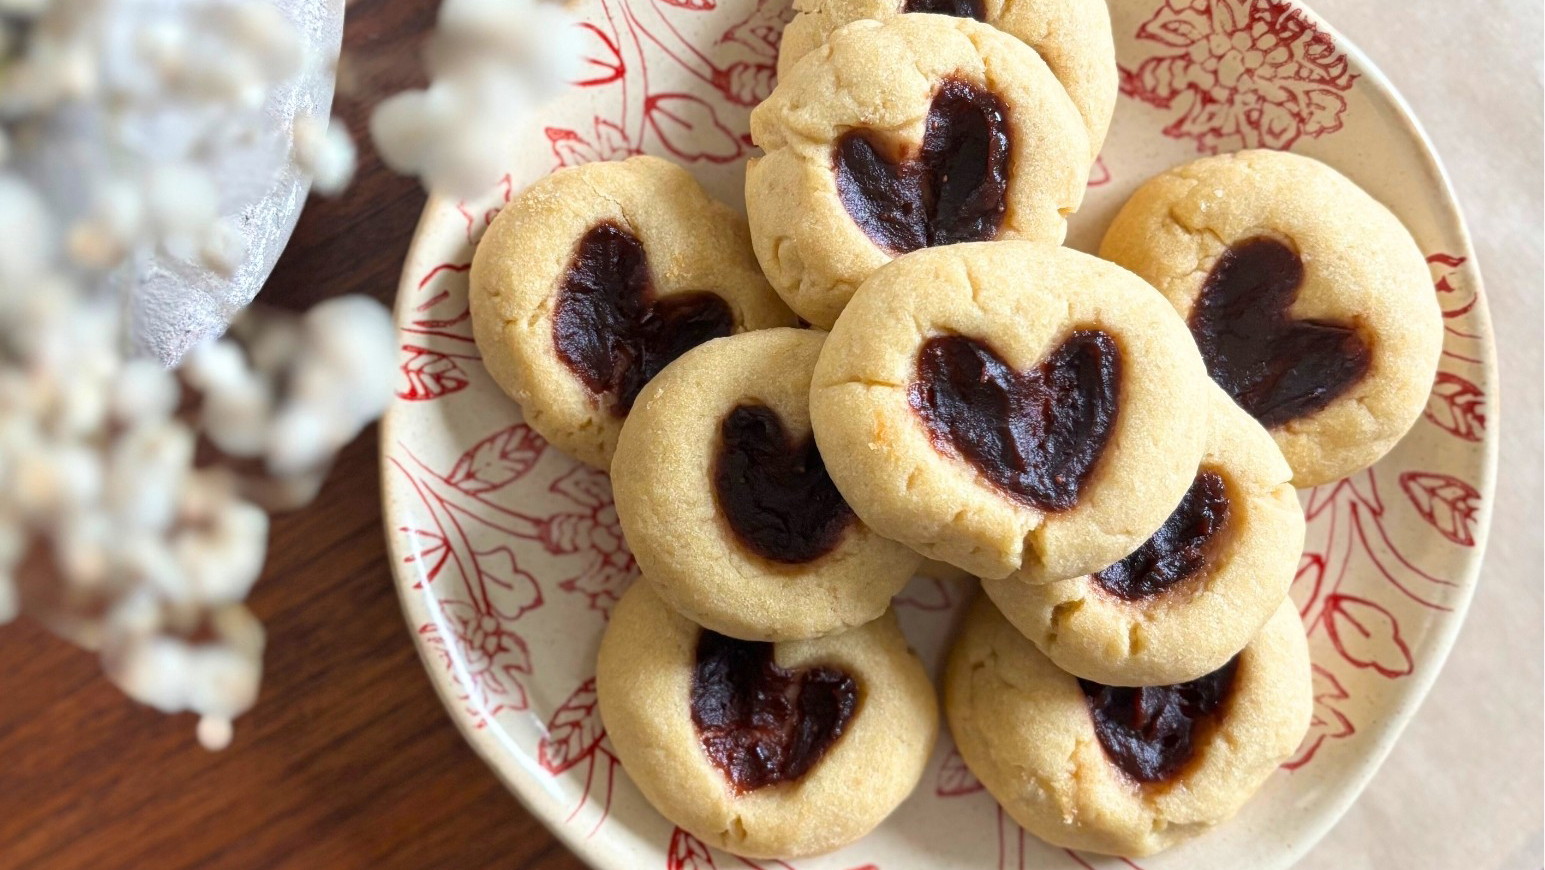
[1120,0,1356,153]
[382,1,1493,867]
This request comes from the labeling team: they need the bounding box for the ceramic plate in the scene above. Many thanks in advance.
[380,1,1497,866]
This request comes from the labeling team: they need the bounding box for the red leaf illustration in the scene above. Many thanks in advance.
[721,0,793,59]
[409,262,472,336]
[1087,156,1111,187]
[714,62,776,107]
[1284,664,1354,770]
[936,747,984,796]
[575,23,625,87]
[539,677,605,774]
[447,425,548,494]
[397,345,470,401]
[1424,372,1485,442]
[1427,252,1477,318]
[399,526,450,585]
[1400,472,1481,547]
[659,0,716,9]
[1323,594,1413,678]
[473,546,544,620]
[550,465,614,510]
[547,118,638,169]
[667,827,716,870]
[645,94,742,164]
[1291,551,1326,619]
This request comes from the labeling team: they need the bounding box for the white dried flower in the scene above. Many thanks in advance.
[200,217,249,277]
[145,163,220,253]
[172,473,268,605]
[292,114,357,196]
[111,358,180,427]
[0,175,57,286]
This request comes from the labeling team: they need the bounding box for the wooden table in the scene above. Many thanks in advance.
[0,1,584,866]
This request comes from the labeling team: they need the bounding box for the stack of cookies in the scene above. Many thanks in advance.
[467,0,1442,861]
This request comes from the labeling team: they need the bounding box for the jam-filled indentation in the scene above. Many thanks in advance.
[1079,656,1240,784]
[1093,471,1230,600]
[834,78,1011,255]
[713,403,856,564]
[553,222,735,416]
[908,331,1120,511]
[691,630,858,793]
[900,0,986,19]
[1190,236,1371,429]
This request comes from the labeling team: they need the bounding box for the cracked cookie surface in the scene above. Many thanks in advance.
[809,241,1210,584]
[596,582,937,859]
[1098,149,1442,487]
[943,594,1311,857]
[470,155,795,468]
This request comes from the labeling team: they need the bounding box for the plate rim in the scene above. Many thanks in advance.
[376,0,1501,865]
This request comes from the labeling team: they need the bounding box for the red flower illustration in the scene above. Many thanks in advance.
[546,466,638,616]
[721,0,793,61]
[1424,372,1486,442]
[1400,472,1481,547]
[1121,0,1355,154]
[1284,664,1354,770]
[420,600,535,720]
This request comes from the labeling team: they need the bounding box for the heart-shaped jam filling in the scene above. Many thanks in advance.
[1079,657,1240,784]
[1191,236,1372,429]
[900,0,985,18]
[553,222,735,416]
[834,78,1011,255]
[1093,471,1230,600]
[691,630,858,793]
[713,403,856,564]
[908,331,1120,511]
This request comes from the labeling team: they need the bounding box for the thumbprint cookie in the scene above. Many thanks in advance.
[611,328,921,641]
[746,15,1090,328]
[809,241,1210,585]
[1099,149,1443,486]
[597,582,937,859]
[470,155,795,468]
[944,594,1311,857]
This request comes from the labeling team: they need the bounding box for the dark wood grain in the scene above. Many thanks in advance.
[0,0,586,866]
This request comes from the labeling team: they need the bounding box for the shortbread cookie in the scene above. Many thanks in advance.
[778,0,1116,156]
[470,156,795,468]
[982,384,1304,685]
[810,241,1209,584]
[945,595,1311,857]
[612,328,921,641]
[747,15,1090,329]
[597,582,937,859]
[1099,149,1443,487]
